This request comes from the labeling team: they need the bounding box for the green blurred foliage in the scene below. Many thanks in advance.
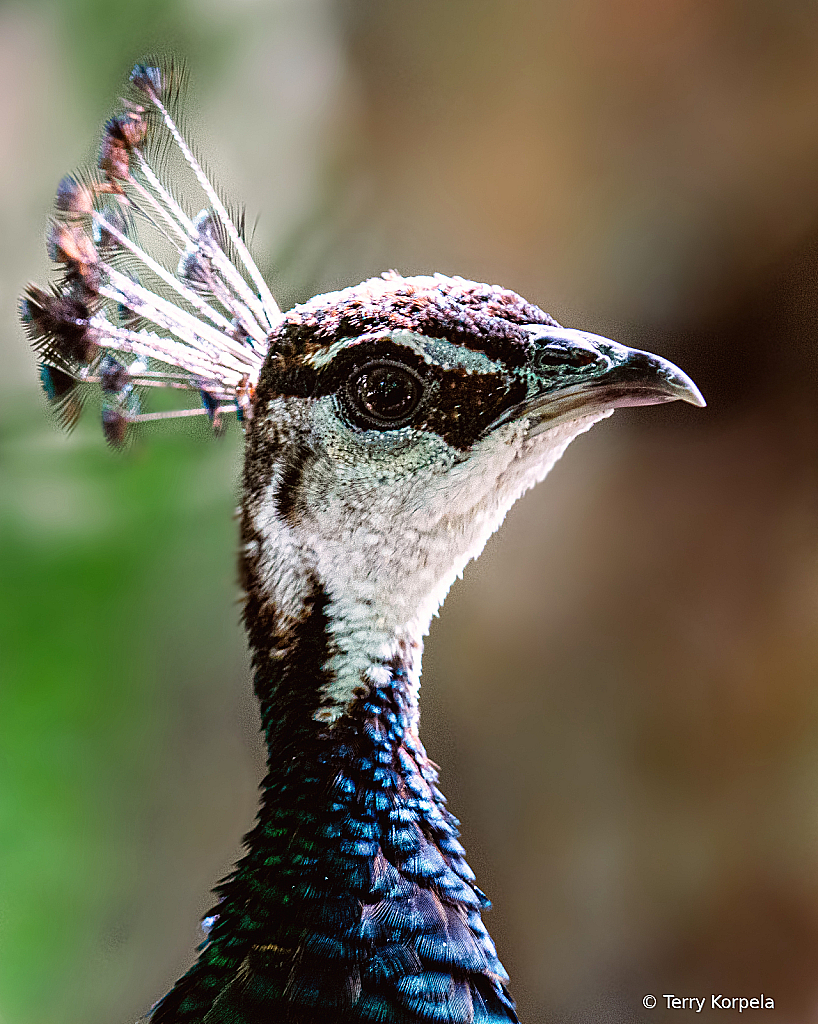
[1,398,246,1022]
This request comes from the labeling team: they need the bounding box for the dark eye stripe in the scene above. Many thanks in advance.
[417,369,527,450]
[256,338,526,452]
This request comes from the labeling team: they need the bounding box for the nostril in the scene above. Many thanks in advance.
[534,344,600,370]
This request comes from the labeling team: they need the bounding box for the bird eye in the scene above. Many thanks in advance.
[345,360,424,429]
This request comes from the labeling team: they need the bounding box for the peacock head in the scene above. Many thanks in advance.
[239,271,703,670]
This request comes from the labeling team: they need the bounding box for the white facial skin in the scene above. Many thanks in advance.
[248,376,612,724]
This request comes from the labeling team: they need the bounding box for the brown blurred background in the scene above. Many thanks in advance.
[2,1,818,1022]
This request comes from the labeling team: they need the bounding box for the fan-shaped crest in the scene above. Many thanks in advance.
[20,60,282,446]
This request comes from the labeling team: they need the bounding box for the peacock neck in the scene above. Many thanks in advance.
[213,516,461,941]
[150,516,514,1023]
[197,576,476,1002]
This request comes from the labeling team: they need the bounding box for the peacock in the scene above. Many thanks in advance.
[20,61,704,1024]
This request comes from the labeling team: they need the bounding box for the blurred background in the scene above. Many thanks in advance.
[2,0,818,1021]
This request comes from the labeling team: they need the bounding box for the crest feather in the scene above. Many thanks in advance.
[20,58,281,447]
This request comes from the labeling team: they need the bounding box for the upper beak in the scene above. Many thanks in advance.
[499,325,705,434]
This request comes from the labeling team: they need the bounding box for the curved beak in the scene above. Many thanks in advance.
[497,325,705,435]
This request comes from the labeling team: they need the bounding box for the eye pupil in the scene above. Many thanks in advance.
[348,362,423,428]
[360,367,415,416]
